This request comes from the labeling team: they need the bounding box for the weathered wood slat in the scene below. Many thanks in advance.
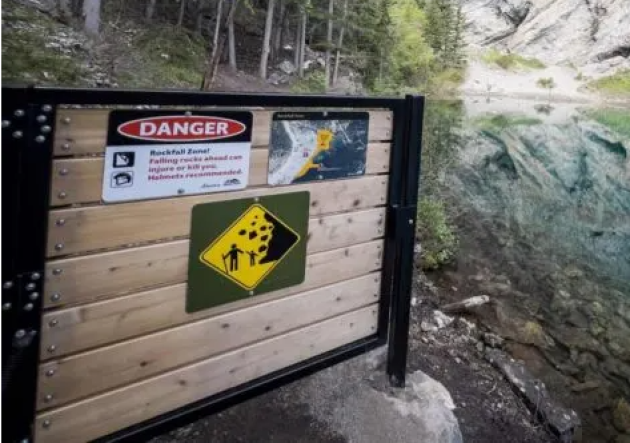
[49,143,391,206]
[35,306,377,443]
[41,240,383,358]
[44,208,385,308]
[37,274,380,409]
[53,109,393,156]
[47,175,388,257]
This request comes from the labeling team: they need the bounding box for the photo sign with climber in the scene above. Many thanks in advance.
[186,192,309,312]
[268,112,369,185]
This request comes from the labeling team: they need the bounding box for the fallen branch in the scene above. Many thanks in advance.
[441,295,490,314]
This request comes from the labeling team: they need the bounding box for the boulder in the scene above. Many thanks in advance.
[277,60,295,75]
[613,398,630,434]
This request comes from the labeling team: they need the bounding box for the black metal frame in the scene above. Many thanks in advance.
[1,86,424,443]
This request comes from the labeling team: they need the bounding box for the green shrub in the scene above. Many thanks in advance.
[537,77,556,89]
[584,108,630,139]
[474,114,542,132]
[587,70,630,96]
[482,49,546,70]
[291,71,327,93]
[416,197,458,270]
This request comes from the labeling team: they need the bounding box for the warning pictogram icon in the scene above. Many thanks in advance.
[199,204,300,290]
[186,192,309,313]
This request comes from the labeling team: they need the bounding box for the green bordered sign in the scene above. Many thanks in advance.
[186,192,310,312]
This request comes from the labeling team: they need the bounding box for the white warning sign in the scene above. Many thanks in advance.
[102,111,253,203]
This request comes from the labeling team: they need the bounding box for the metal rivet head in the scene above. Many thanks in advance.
[35,135,46,143]
[3,281,13,289]
[15,329,26,339]
[29,329,37,337]
[29,292,40,301]
[14,109,25,117]
[36,115,47,123]
[185,111,192,116]
[54,243,64,252]
[177,188,185,195]
[50,293,61,302]
[42,104,52,112]
[42,419,51,428]
[62,117,71,124]
[408,219,414,225]
[58,192,67,199]
[24,303,34,311]
[2,120,10,128]
[13,130,23,139]
[44,394,54,403]
[46,369,56,377]
[55,219,66,227]
[249,291,254,296]
[3,302,12,311]
[59,168,69,176]
[31,272,41,281]
[61,143,71,151]
[52,268,63,276]
[254,197,260,202]
[47,345,56,353]
[41,125,52,133]
[49,319,58,327]
[26,282,36,291]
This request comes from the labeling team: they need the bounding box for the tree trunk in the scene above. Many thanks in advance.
[145,0,156,22]
[298,9,307,77]
[177,0,187,26]
[272,1,286,64]
[57,0,72,20]
[212,0,225,57]
[83,0,101,35]
[259,0,276,79]
[228,2,237,71]
[202,0,240,90]
[294,14,301,69]
[324,0,334,90]
[332,0,348,87]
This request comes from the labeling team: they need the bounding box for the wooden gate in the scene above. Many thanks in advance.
[2,87,424,443]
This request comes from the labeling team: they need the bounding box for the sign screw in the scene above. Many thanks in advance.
[31,272,41,280]
[249,291,255,296]
[14,109,25,117]
[254,197,260,202]
[44,394,54,403]
[24,303,34,311]
[59,168,69,176]
[56,219,66,227]
[408,219,414,225]
[15,329,26,339]
[37,115,47,123]
[46,369,56,377]
[62,117,71,124]
[177,188,185,195]
[41,125,52,133]
[49,319,58,327]
[29,292,40,301]
[35,135,46,143]
[47,345,56,353]
[26,282,36,291]
[2,120,10,128]
[3,302,12,311]
[42,420,51,428]
[13,130,23,139]
[58,192,67,199]
[54,243,64,251]
[3,281,13,289]
[61,143,71,151]
[50,293,61,302]
[52,268,63,276]
[42,104,52,112]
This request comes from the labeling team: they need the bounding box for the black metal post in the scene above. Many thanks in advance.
[386,95,425,387]
[2,87,56,443]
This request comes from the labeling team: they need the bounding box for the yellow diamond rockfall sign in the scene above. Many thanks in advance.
[199,203,300,290]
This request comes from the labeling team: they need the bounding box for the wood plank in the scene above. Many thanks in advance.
[41,240,382,358]
[53,109,393,156]
[44,207,385,308]
[37,274,380,409]
[49,143,391,206]
[47,175,388,257]
[35,306,377,443]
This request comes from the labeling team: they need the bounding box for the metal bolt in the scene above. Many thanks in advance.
[55,243,64,253]
[58,191,67,199]
[61,143,71,151]
[249,291,255,296]
[29,292,40,301]
[52,268,63,276]
[56,219,66,227]
[26,282,36,291]
[42,420,51,428]
[408,218,414,225]
[254,197,260,202]
[41,125,52,134]
[49,319,58,327]
[44,394,54,403]
[13,130,23,139]
[62,117,71,124]
[47,345,56,353]
[59,168,69,176]
[29,329,37,337]
[50,293,61,302]
[185,111,192,116]
[318,175,323,180]
[24,303,34,311]
[46,369,56,377]
[14,109,25,117]
[35,135,46,143]
[15,329,26,339]
[2,120,10,128]
[3,281,13,289]
[31,272,41,281]
[177,189,185,195]
[3,302,12,311]
[42,104,53,112]
[36,115,47,123]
